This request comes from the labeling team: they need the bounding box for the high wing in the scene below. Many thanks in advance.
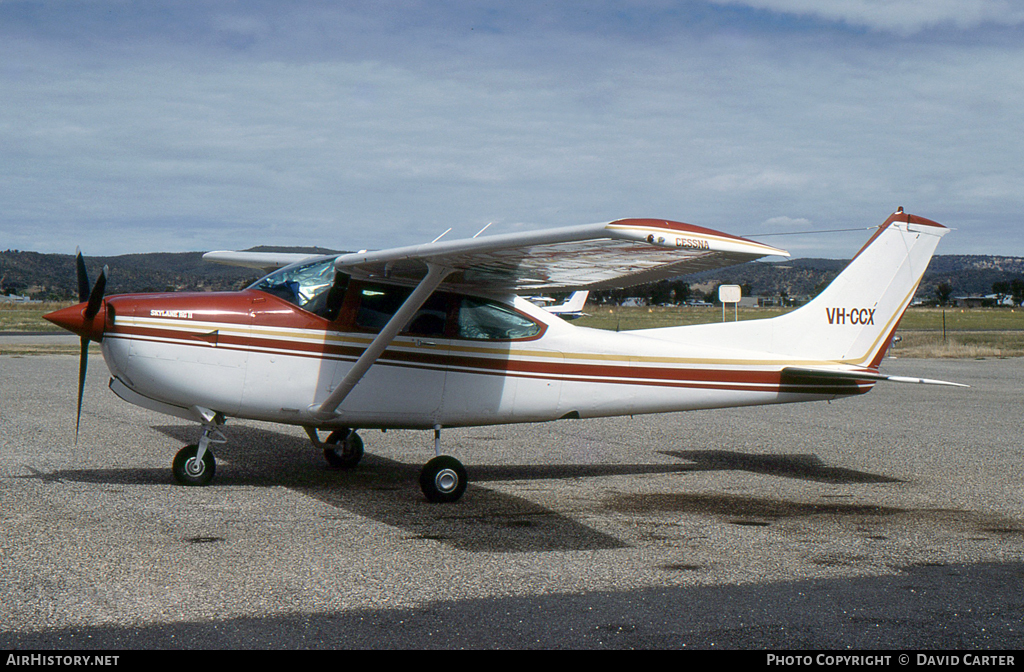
[298,217,784,419]
[333,218,789,292]
[202,251,327,272]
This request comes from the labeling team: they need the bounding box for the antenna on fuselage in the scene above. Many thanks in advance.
[472,222,492,239]
[430,228,452,244]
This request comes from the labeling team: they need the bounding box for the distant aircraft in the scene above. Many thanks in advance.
[46,209,962,502]
[528,291,589,319]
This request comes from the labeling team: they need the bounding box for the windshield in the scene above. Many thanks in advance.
[249,257,347,317]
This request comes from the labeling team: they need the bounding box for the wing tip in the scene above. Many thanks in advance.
[606,218,789,257]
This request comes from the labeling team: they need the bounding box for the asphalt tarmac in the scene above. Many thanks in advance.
[1,351,1022,650]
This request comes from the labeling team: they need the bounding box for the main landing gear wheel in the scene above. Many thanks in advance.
[419,455,467,503]
[172,444,216,486]
[323,429,364,469]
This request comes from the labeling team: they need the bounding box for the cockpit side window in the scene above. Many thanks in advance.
[354,284,449,337]
[249,258,348,319]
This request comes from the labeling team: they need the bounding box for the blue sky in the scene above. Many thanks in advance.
[2,1,1023,259]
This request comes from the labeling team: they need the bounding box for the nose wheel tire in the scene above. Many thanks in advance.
[419,455,467,503]
[323,429,364,469]
[172,444,216,486]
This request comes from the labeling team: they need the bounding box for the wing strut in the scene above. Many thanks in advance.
[314,263,454,419]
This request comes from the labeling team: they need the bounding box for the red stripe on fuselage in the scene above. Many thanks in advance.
[109,327,868,396]
[105,290,869,397]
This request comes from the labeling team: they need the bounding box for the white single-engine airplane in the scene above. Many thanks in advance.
[46,208,962,502]
[527,291,589,319]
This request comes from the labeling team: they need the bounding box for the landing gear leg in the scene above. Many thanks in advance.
[173,410,226,486]
[419,425,467,503]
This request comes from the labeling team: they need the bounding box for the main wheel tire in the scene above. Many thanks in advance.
[172,444,216,486]
[419,455,467,503]
[323,429,364,469]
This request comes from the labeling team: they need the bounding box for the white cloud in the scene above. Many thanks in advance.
[762,216,813,228]
[697,170,815,194]
[0,2,1022,259]
[708,0,1024,34]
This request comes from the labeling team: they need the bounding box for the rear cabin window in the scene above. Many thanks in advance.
[352,284,541,341]
[457,297,541,340]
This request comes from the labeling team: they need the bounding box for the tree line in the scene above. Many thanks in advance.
[589,280,758,306]
[933,278,1024,306]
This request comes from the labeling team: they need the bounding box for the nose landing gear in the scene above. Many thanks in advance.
[172,408,226,486]
[172,443,216,486]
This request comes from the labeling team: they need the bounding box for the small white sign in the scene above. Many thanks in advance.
[719,285,742,303]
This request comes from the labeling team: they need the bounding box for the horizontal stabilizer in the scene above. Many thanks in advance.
[782,367,969,388]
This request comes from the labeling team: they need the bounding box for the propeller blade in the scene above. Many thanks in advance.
[75,248,91,304]
[70,251,107,442]
[84,265,108,320]
[76,336,89,442]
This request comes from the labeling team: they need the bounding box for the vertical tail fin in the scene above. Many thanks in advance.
[642,210,948,369]
[767,209,948,367]
[545,291,589,319]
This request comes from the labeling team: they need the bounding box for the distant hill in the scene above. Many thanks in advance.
[918,255,1024,297]
[2,247,1021,302]
[0,247,341,299]
[687,258,848,298]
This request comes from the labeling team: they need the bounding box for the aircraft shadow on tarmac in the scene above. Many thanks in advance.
[27,426,899,554]
[36,423,673,553]
[661,450,902,484]
[3,561,1024,649]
